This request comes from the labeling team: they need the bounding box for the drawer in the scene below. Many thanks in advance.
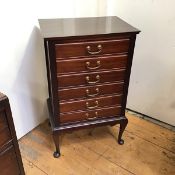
[0,145,20,175]
[60,94,122,113]
[0,127,11,148]
[57,55,128,74]
[0,111,7,130]
[60,106,121,123]
[58,69,126,88]
[59,82,124,101]
[55,39,130,58]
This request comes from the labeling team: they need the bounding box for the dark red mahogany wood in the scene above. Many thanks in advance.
[55,39,130,58]
[39,16,140,158]
[0,92,25,175]
[58,82,124,101]
[56,54,128,74]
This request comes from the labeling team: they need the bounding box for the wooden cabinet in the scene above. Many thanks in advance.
[39,16,140,158]
[0,92,25,174]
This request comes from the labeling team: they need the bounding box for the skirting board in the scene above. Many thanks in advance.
[126,108,175,132]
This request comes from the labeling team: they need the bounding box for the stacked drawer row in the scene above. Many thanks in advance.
[56,38,130,124]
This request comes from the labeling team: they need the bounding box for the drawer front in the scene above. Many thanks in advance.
[58,69,126,88]
[60,94,122,113]
[0,145,20,175]
[57,55,127,74]
[55,39,130,58]
[0,111,7,130]
[0,128,11,148]
[60,106,121,123]
[59,82,124,101]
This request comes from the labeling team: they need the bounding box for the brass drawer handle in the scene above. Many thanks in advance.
[86,45,102,55]
[86,61,101,70]
[86,112,98,120]
[86,101,99,109]
[86,75,100,84]
[86,88,99,97]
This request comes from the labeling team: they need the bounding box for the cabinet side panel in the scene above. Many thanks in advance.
[44,40,51,98]
[121,34,137,116]
[45,40,60,126]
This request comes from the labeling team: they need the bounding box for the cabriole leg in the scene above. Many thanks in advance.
[53,132,60,158]
[118,118,128,145]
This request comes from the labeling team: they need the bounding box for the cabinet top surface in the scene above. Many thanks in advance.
[39,16,140,38]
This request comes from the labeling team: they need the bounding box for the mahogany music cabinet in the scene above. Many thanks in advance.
[39,16,140,158]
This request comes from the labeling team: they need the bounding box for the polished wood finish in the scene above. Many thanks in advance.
[58,82,124,101]
[60,106,122,123]
[39,16,140,157]
[0,92,25,175]
[57,55,128,74]
[55,39,130,58]
[60,94,122,113]
[58,69,126,88]
[39,16,139,38]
